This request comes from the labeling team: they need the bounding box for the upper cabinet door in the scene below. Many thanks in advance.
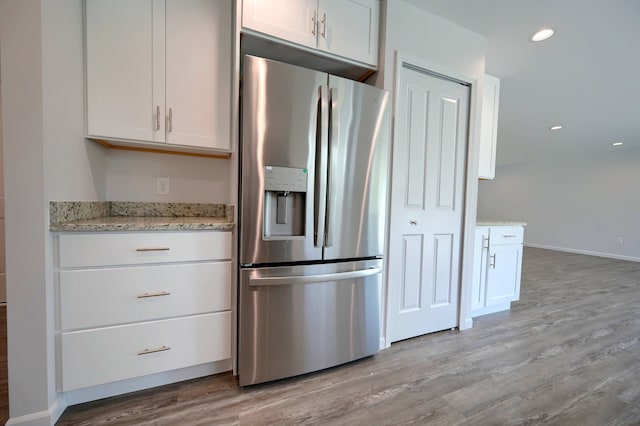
[317,0,379,65]
[165,0,232,150]
[478,74,500,179]
[242,0,318,48]
[86,0,165,142]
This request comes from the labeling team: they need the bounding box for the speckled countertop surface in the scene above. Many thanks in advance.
[477,220,527,227]
[50,201,234,232]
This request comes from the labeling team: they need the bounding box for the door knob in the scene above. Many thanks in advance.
[410,219,418,225]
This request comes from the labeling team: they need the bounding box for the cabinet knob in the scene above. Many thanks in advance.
[410,219,418,225]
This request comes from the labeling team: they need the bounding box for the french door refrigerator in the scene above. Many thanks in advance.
[239,55,391,386]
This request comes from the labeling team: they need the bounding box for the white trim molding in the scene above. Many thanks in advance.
[525,243,640,263]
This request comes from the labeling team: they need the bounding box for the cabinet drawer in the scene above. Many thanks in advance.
[61,312,231,391]
[60,262,231,330]
[58,231,231,267]
[489,226,523,246]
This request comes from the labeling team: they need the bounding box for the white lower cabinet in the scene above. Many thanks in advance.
[56,231,232,392]
[471,225,524,317]
[62,312,230,391]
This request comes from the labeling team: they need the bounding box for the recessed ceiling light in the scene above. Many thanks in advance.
[612,142,624,146]
[531,28,554,42]
[549,125,563,130]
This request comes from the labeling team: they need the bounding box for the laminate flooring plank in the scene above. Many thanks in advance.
[56,248,640,425]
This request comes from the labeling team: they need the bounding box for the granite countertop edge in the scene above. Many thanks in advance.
[476,220,527,227]
[50,201,235,232]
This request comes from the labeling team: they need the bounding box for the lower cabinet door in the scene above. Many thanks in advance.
[471,227,489,312]
[61,312,231,391]
[486,244,522,306]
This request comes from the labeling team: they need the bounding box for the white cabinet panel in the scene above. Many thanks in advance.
[61,312,231,391]
[486,244,522,306]
[471,227,489,312]
[242,0,379,67]
[478,74,500,179]
[242,0,317,48]
[60,261,231,330]
[317,0,379,65]
[471,225,523,317]
[85,0,163,142]
[58,231,231,267]
[56,230,233,393]
[165,0,231,149]
[85,0,232,153]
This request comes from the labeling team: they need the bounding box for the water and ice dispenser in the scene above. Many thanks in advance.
[263,166,307,239]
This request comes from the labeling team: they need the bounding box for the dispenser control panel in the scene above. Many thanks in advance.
[264,166,307,192]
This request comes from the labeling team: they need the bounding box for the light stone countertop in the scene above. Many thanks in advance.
[476,220,527,227]
[49,201,234,232]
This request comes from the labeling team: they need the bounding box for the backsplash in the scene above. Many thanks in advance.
[50,201,234,224]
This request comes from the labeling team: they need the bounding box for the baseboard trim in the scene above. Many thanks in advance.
[5,398,64,426]
[525,243,640,263]
[63,360,232,407]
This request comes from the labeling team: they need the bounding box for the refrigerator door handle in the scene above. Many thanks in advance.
[314,85,329,248]
[249,267,382,288]
[324,87,337,248]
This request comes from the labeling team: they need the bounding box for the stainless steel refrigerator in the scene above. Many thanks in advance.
[238,55,391,386]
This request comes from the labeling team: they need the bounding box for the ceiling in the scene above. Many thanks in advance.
[405,0,640,166]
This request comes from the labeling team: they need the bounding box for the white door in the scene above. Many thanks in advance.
[388,63,469,343]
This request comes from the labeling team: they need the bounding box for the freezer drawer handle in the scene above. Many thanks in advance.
[249,267,382,287]
[135,247,170,252]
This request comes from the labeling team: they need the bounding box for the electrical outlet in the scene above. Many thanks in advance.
[615,237,624,245]
[156,177,170,195]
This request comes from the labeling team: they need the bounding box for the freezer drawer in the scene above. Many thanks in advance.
[239,259,382,386]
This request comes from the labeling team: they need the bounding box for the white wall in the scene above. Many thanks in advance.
[376,1,486,92]
[478,146,640,262]
[377,0,487,335]
[0,1,53,423]
[106,150,232,203]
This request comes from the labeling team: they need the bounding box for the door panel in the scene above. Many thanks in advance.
[242,0,318,49]
[433,233,454,307]
[400,235,423,312]
[238,259,381,386]
[323,75,391,261]
[165,0,231,149]
[406,85,428,209]
[388,63,469,343]
[437,97,460,209]
[240,56,327,265]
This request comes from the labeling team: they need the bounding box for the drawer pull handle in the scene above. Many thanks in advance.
[138,346,171,356]
[136,291,171,299]
[136,247,170,252]
[503,235,517,238]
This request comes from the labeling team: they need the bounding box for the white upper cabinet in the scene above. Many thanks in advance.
[242,0,379,67]
[478,74,500,179]
[241,0,318,48]
[86,0,232,154]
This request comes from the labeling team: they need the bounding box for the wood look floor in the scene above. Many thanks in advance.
[57,248,640,425]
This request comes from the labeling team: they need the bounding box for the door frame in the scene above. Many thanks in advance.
[381,51,482,348]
